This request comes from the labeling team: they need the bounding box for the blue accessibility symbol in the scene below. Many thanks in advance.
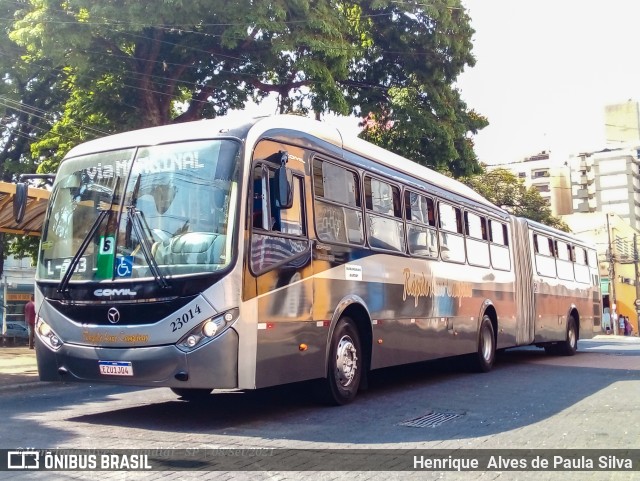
[116,256,134,278]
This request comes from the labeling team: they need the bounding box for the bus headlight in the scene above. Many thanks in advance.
[36,317,63,351]
[177,308,238,352]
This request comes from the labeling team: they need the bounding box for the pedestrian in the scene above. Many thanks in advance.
[618,314,626,336]
[624,316,633,336]
[25,294,36,349]
[602,308,611,334]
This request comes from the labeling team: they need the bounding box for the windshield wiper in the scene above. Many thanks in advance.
[57,178,120,294]
[128,174,169,289]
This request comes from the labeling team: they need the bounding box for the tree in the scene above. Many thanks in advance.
[7,0,484,176]
[462,168,570,231]
[9,0,356,167]
[0,0,66,181]
[347,1,487,177]
[0,0,70,267]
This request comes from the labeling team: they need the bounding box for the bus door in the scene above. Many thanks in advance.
[243,141,315,388]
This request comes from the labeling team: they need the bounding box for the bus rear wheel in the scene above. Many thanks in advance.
[319,317,362,405]
[468,315,496,373]
[545,316,578,356]
[170,387,212,401]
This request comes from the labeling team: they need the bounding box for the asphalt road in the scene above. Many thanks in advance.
[0,337,639,480]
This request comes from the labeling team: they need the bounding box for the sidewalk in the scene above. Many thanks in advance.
[0,334,637,392]
[0,344,41,391]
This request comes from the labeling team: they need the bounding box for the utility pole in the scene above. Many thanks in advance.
[606,214,618,335]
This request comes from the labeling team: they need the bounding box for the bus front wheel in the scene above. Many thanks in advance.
[320,317,362,405]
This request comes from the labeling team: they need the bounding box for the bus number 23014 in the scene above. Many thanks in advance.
[171,305,202,332]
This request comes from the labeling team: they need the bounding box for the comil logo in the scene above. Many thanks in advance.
[94,288,137,297]
[7,451,39,470]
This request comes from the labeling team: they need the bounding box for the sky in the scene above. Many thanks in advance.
[457,0,640,164]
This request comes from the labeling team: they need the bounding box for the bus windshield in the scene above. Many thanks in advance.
[37,139,240,282]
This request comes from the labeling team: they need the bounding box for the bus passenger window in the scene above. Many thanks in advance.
[365,177,395,216]
[465,212,486,240]
[438,203,462,234]
[405,191,434,225]
[489,220,507,246]
[405,191,438,258]
[365,176,404,252]
[438,202,465,263]
[313,159,364,245]
[533,233,557,277]
[465,211,489,267]
[488,220,510,270]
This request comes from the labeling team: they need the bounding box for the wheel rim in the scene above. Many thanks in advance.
[335,335,358,387]
[481,325,493,362]
[568,323,577,348]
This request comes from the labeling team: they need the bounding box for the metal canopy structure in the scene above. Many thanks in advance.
[0,181,50,236]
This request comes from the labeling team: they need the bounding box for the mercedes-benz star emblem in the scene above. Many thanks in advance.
[107,307,120,324]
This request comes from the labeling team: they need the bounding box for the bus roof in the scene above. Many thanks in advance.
[64,116,258,158]
[519,217,595,248]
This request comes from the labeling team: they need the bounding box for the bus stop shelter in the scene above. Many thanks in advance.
[0,181,49,236]
[0,181,49,342]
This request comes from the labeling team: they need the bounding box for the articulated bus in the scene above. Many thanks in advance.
[26,114,601,405]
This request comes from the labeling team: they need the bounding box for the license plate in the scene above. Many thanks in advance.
[99,361,133,376]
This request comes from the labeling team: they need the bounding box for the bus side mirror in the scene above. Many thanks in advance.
[274,166,294,209]
[13,174,55,223]
[14,182,28,224]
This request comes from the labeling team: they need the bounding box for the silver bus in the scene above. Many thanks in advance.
[29,115,601,404]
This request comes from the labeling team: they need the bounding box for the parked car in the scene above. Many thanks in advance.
[2,322,29,344]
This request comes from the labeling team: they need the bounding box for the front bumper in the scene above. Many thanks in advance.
[36,328,238,389]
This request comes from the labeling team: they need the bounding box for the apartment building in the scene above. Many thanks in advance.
[486,151,573,216]
[571,147,640,231]
[605,100,640,145]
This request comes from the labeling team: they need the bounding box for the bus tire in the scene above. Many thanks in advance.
[320,317,362,406]
[558,316,578,356]
[170,387,212,401]
[469,315,496,373]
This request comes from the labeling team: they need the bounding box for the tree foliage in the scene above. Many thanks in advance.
[462,168,570,231]
[0,0,66,181]
[9,0,358,167]
[348,2,487,176]
[0,0,68,265]
[5,0,484,176]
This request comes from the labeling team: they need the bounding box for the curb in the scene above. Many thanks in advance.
[0,380,59,394]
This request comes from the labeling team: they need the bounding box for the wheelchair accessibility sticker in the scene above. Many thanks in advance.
[115,256,134,278]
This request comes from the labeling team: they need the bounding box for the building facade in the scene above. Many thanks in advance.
[605,100,640,145]
[570,147,640,231]
[486,151,573,216]
[563,213,639,335]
